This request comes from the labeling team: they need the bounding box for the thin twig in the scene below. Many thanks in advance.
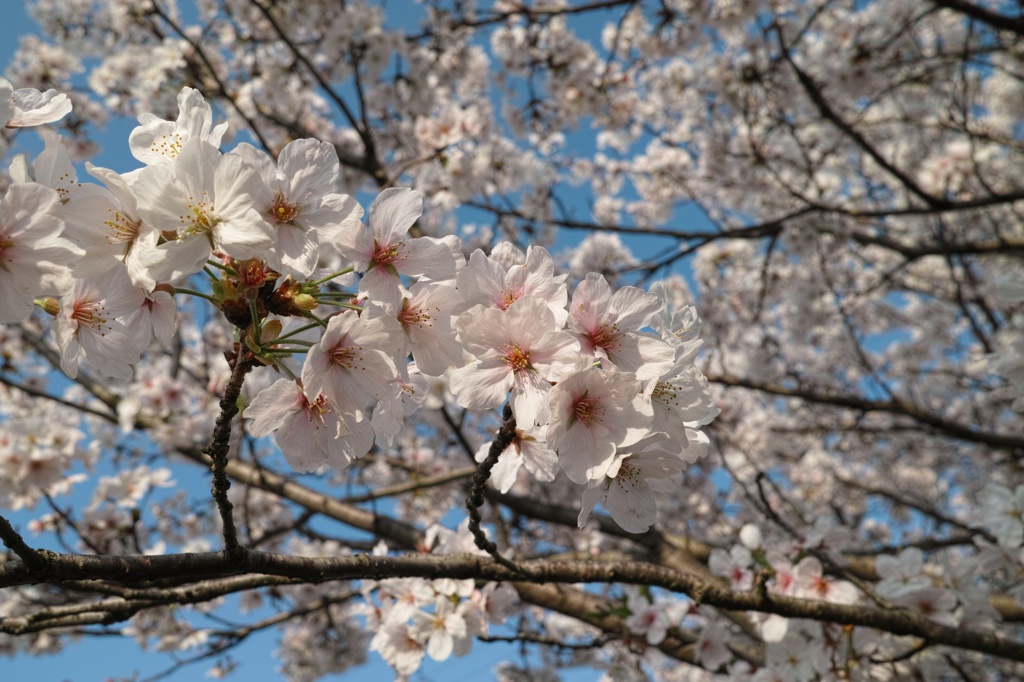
[466,404,520,571]
[203,353,255,554]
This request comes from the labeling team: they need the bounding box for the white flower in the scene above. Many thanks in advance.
[0,183,82,323]
[122,290,177,349]
[981,482,1024,551]
[875,547,931,599]
[451,295,579,426]
[409,597,468,661]
[53,267,146,380]
[369,622,425,676]
[129,86,228,165]
[62,163,153,290]
[378,578,435,623]
[388,281,464,377]
[578,437,693,533]
[0,76,72,128]
[475,425,558,494]
[455,245,568,325]
[568,273,675,381]
[766,631,826,682]
[623,586,671,645]
[649,362,717,450]
[792,556,859,605]
[133,139,274,282]
[301,310,404,422]
[334,187,457,310]
[695,619,732,670]
[371,366,430,447]
[233,139,362,279]
[709,545,755,591]
[546,364,651,485]
[894,587,958,627]
[245,378,353,472]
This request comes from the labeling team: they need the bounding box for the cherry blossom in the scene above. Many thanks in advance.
[245,378,352,472]
[301,310,404,422]
[546,363,651,484]
[475,424,558,494]
[409,597,468,661]
[52,267,145,380]
[0,183,82,323]
[980,483,1024,551]
[233,139,362,279]
[0,75,72,128]
[128,86,228,166]
[335,188,457,310]
[132,139,274,282]
[567,273,675,381]
[451,295,579,426]
[0,3,1020,681]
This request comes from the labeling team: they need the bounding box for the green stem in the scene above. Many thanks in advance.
[171,287,217,303]
[248,299,263,343]
[315,301,365,311]
[275,322,321,342]
[207,260,236,275]
[267,339,314,348]
[302,311,330,328]
[308,266,355,287]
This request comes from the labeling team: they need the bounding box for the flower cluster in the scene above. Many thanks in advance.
[1,83,717,537]
[361,529,518,674]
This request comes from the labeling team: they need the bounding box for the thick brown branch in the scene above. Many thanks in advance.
[0,551,1021,662]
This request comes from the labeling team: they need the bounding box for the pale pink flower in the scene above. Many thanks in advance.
[133,139,274,282]
[623,586,671,645]
[379,578,435,621]
[546,364,651,485]
[793,556,859,605]
[334,187,457,310]
[129,86,228,165]
[649,363,718,449]
[426,518,489,557]
[233,139,362,279]
[451,296,579,426]
[475,424,558,494]
[709,545,755,591]
[695,619,732,670]
[980,482,1024,550]
[0,183,82,323]
[475,582,519,625]
[0,76,72,128]
[766,631,826,682]
[62,163,154,289]
[409,597,468,661]
[568,273,675,381]
[455,245,568,325]
[386,281,464,377]
[578,438,692,533]
[53,268,146,380]
[371,366,429,447]
[92,465,173,509]
[369,622,425,676]
[875,548,931,599]
[123,289,177,349]
[301,310,404,422]
[245,378,353,472]
[895,587,958,627]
